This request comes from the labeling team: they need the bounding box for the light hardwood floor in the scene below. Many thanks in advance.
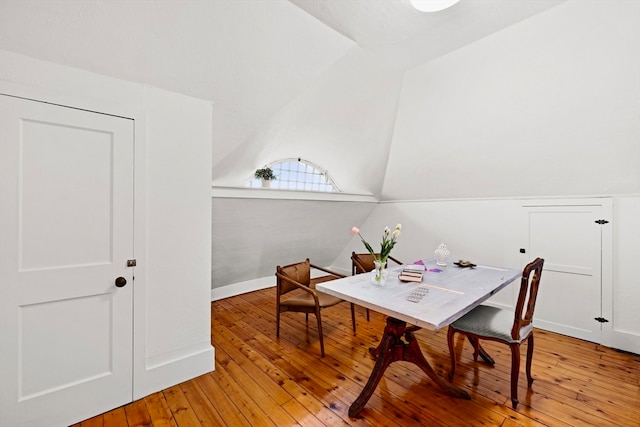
[75,287,639,427]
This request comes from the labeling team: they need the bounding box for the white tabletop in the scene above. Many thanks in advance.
[316,258,521,331]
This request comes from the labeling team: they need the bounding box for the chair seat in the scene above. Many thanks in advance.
[280,290,343,308]
[452,305,533,343]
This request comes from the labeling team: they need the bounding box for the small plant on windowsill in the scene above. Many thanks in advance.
[254,166,277,188]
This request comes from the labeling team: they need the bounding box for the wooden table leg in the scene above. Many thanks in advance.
[368,323,421,359]
[349,317,470,418]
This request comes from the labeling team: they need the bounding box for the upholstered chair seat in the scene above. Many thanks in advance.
[280,290,343,308]
[451,305,534,343]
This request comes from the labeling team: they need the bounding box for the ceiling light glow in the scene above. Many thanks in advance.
[410,0,460,13]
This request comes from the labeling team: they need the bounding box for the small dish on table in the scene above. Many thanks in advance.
[454,260,476,268]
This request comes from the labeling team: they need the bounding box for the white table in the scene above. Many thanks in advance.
[316,258,520,417]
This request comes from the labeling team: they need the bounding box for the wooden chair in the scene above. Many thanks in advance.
[275,258,356,357]
[447,257,544,409]
[351,252,403,320]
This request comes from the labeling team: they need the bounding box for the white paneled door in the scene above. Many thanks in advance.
[521,201,612,345]
[0,95,134,426]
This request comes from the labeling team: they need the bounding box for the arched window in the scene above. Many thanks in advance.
[248,158,340,192]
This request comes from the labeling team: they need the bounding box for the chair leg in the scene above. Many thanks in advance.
[526,334,534,387]
[350,303,357,335]
[466,337,495,365]
[468,336,481,361]
[447,327,457,381]
[316,308,325,357]
[510,343,521,409]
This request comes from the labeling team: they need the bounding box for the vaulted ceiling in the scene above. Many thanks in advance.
[0,0,564,185]
[0,1,563,106]
[291,0,564,69]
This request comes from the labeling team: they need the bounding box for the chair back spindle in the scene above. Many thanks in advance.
[351,252,402,275]
[511,258,544,340]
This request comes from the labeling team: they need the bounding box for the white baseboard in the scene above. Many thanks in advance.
[482,301,512,310]
[609,330,640,355]
[211,276,275,301]
[140,343,215,399]
[210,266,352,302]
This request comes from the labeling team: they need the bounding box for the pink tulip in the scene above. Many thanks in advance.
[352,226,360,234]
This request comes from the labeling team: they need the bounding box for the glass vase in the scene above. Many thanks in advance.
[371,260,388,285]
[435,243,450,266]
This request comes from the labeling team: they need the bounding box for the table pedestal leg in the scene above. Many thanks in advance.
[348,317,470,418]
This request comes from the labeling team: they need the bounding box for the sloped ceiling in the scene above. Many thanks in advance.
[0,0,565,104]
[0,0,353,113]
[291,0,564,70]
[0,1,352,138]
[0,0,564,187]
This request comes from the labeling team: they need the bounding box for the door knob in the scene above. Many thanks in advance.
[115,277,127,287]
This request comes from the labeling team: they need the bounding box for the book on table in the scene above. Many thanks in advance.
[398,265,424,282]
[403,264,424,273]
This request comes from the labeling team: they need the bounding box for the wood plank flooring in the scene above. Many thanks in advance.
[75,287,640,427]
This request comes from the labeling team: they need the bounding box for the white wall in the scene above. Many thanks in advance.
[210,189,377,299]
[0,50,214,408]
[383,0,640,200]
[612,196,640,348]
[141,87,214,394]
[213,47,404,196]
[209,46,406,299]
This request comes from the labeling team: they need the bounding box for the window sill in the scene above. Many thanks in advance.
[211,185,377,203]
